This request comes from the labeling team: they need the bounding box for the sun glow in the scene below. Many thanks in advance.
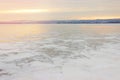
[0,9,49,14]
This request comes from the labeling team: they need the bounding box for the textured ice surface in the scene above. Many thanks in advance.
[0,24,120,80]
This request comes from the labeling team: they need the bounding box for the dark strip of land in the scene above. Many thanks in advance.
[0,19,120,24]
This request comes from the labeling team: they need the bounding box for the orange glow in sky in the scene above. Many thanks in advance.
[0,0,119,21]
[0,9,49,14]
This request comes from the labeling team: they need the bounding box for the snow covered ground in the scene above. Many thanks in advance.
[0,24,120,80]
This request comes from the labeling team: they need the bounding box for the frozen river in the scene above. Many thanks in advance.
[0,24,120,80]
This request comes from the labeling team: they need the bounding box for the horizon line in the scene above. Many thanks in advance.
[0,18,120,22]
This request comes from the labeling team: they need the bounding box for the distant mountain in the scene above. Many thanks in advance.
[0,19,120,24]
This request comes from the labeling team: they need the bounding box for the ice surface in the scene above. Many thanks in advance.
[0,24,120,80]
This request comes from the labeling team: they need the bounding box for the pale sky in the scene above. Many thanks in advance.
[0,0,120,21]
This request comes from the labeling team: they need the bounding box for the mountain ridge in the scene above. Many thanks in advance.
[0,19,120,24]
